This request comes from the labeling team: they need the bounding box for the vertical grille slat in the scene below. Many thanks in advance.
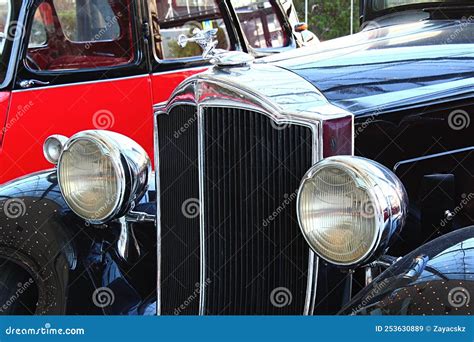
[157,105,200,315]
[157,105,314,315]
[203,107,313,315]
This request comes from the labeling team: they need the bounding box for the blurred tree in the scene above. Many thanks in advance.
[293,0,361,41]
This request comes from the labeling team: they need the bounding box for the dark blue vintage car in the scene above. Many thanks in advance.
[0,0,472,315]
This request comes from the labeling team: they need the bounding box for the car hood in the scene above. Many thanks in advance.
[265,20,474,115]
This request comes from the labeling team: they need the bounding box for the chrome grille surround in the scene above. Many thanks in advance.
[154,63,354,315]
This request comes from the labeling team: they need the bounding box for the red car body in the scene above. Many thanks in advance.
[0,0,310,184]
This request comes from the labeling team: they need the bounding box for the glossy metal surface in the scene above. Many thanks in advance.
[43,134,68,165]
[340,226,474,315]
[0,170,157,315]
[58,130,151,224]
[155,63,353,316]
[266,20,474,116]
[178,28,255,67]
[297,156,408,267]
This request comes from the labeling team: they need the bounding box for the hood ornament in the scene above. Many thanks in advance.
[178,28,254,67]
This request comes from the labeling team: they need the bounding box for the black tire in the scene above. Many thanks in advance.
[0,260,38,315]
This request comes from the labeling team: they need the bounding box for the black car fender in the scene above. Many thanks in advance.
[0,170,82,314]
[339,226,474,315]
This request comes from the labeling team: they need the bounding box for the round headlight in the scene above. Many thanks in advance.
[58,131,150,224]
[297,156,407,267]
[43,135,68,164]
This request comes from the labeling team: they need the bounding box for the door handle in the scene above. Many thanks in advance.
[19,79,50,89]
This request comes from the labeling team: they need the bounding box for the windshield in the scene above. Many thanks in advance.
[0,0,11,85]
[371,0,448,11]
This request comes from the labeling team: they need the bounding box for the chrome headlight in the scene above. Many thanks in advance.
[43,135,68,164]
[57,131,151,224]
[297,156,407,267]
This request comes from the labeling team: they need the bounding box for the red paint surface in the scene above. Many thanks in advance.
[0,76,153,184]
[150,68,206,104]
[0,91,11,145]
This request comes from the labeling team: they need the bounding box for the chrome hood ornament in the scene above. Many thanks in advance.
[177,28,254,67]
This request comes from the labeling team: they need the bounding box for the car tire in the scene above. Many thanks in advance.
[0,260,38,315]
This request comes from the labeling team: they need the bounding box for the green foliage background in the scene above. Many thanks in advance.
[293,0,361,41]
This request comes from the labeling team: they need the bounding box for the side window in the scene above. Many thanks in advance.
[232,0,288,49]
[29,5,47,47]
[151,0,230,60]
[25,0,134,72]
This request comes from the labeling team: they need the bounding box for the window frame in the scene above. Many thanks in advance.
[15,0,147,89]
[232,0,291,51]
[148,0,244,73]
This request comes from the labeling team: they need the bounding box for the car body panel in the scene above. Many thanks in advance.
[340,227,474,315]
[1,75,154,182]
[269,20,474,115]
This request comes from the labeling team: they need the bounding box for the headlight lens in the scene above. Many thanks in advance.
[58,138,123,223]
[57,130,151,224]
[297,156,407,267]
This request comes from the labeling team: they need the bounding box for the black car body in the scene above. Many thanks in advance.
[0,0,472,315]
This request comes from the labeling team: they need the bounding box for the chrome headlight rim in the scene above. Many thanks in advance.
[297,156,407,268]
[43,134,68,165]
[57,131,129,224]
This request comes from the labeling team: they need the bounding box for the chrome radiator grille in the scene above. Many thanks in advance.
[157,105,315,315]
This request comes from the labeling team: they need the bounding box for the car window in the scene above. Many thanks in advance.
[0,0,10,55]
[29,4,47,47]
[0,0,9,85]
[25,0,134,72]
[232,0,288,49]
[53,0,121,42]
[151,0,230,60]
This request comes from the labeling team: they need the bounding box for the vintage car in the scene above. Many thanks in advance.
[0,0,315,185]
[0,0,472,315]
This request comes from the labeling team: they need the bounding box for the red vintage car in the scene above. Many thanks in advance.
[0,0,314,184]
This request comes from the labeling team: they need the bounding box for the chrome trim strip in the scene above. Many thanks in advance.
[152,66,208,76]
[197,104,206,315]
[12,74,148,92]
[394,146,474,172]
[154,112,161,316]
